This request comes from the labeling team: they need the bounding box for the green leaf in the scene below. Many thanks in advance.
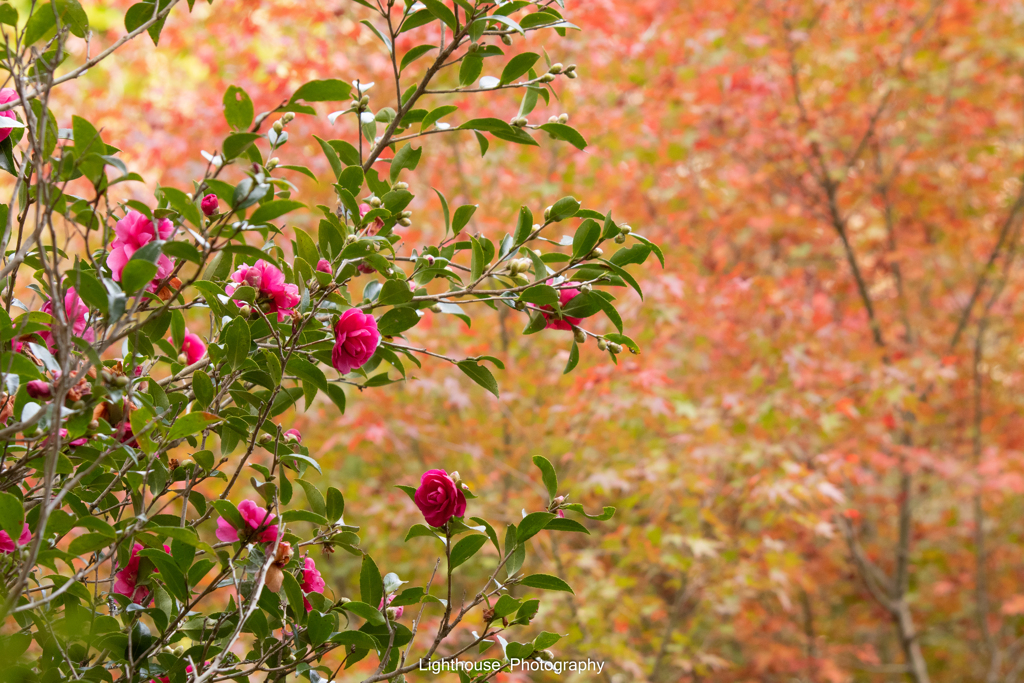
[123,0,168,45]
[360,554,383,611]
[377,279,413,306]
[342,601,386,626]
[249,200,305,225]
[421,105,458,133]
[0,493,24,541]
[459,54,483,87]
[326,487,345,522]
[222,132,260,160]
[295,479,327,517]
[281,570,307,623]
[167,412,221,441]
[452,204,477,233]
[193,371,214,409]
[139,548,189,602]
[281,510,328,525]
[449,535,488,570]
[545,518,590,534]
[331,630,380,651]
[224,317,251,370]
[67,533,111,556]
[376,308,419,337]
[519,573,574,594]
[548,196,580,222]
[516,512,555,542]
[563,341,580,374]
[400,45,436,73]
[286,357,328,393]
[500,53,540,85]
[211,500,245,531]
[120,260,157,294]
[307,611,334,646]
[539,123,587,150]
[419,0,457,30]
[390,144,422,182]
[562,503,616,520]
[470,237,485,281]
[314,136,343,180]
[571,219,601,260]
[532,456,558,499]
[290,79,353,103]
[493,594,521,618]
[514,206,534,244]
[519,285,558,306]
[604,333,639,354]
[223,85,254,130]
[456,361,498,397]
[0,5,18,27]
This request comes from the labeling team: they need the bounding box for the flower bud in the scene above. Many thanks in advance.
[400,210,412,218]
[394,181,409,190]
[539,74,555,83]
[177,353,188,365]
[501,34,512,45]
[573,328,586,344]
[284,428,302,444]
[565,64,577,73]
[26,380,51,399]
[257,432,274,445]
[244,268,262,290]
[239,304,252,317]
[608,343,623,354]
[282,112,295,123]
[101,370,113,384]
[515,301,526,311]
[186,192,193,201]
[538,650,554,662]
[590,247,603,258]
[430,304,442,313]
[597,339,607,351]
[468,42,479,53]
[548,116,559,124]
[359,95,370,107]
[580,283,592,293]
[614,233,627,244]
[566,71,577,79]
[201,193,219,216]
[424,254,435,266]
[399,217,412,227]
[267,157,279,169]
[558,113,569,124]
[345,234,358,245]
[272,120,284,133]
[369,196,382,208]
[549,63,563,74]
[114,375,130,388]
[553,495,565,505]
[71,400,86,410]
[544,206,552,220]
[316,258,332,274]
[340,597,352,604]
[620,224,632,235]
[88,420,99,431]
[386,607,400,620]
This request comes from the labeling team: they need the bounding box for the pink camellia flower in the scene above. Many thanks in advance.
[39,287,94,350]
[25,380,51,399]
[284,428,302,444]
[113,543,170,605]
[316,259,332,274]
[379,592,404,619]
[215,499,279,544]
[331,309,381,374]
[181,329,207,365]
[300,556,326,610]
[200,193,219,216]
[44,428,89,448]
[414,469,467,528]
[0,88,19,144]
[359,202,385,235]
[0,523,31,554]
[106,210,175,286]
[541,283,584,331]
[152,663,206,683]
[226,260,300,322]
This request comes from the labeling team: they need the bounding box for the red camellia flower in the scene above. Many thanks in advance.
[0,88,19,143]
[0,523,31,554]
[284,428,302,444]
[380,592,404,619]
[331,309,381,374]
[414,469,467,527]
[299,556,325,611]
[113,543,170,605]
[39,287,94,350]
[541,283,584,331]
[359,202,385,235]
[200,193,219,216]
[226,260,300,322]
[316,258,332,274]
[107,210,175,285]
[181,328,207,365]
[215,499,279,544]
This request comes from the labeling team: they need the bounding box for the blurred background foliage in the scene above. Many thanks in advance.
[36,0,1024,679]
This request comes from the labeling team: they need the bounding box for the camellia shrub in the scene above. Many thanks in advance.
[0,0,661,681]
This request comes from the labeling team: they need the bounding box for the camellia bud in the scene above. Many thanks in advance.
[424,254,435,265]
[553,495,565,505]
[400,210,412,218]
[359,94,370,107]
[282,112,295,123]
[590,247,603,258]
[177,353,188,365]
[173,645,185,656]
[565,64,577,74]
[394,181,409,190]
[558,113,569,124]
[369,196,382,208]
[284,428,302,444]
[549,63,564,74]
[608,343,623,354]
[614,233,627,244]
[345,234,358,245]
[543,206,552,220]
[515,300,526,311]
[272,120,284,133]
[538,650,555,662]
[257,432,274,445]
[201,193,219,216]
[399,217,412,227]
[580,283,593,292]
[468,42,479,53]
[430,304,442,313]
[548,115,559,124]
[71,400,86,411]
[386,607,400,620]
[539,74,555,83]
[340,597,352,604]
[114,375,130,388]
[449,471,462,485]
[88,420,99,431]
[239,304,252,317]
[26,380,51,399]
[267,157,279,169]
[566,71,577,79]
[501,34,512,45]
[620,224,632,235]
[100,370,113,384]
[573,328,586,344]
[597,339,608,351]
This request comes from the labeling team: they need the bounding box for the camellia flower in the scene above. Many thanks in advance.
[265,541,293,594]
[316,258,332,274]
[181,329,207,365]
[226,260,300,322]
[283,428,302,444]
[200,193,219,216]
[39,287,94,350]
[359,202,385,235]
[0,88,19,143]
[215,499,279,544]
[332,309,381,374]
[414,469,467,527]
[299,556,325,611]
[152,662,207,683]
[107,210,175,286]
[0,523,31,554]
[541,283,584,331]
[113,543,169,605]
[25,380,51,399]
[44,428,89,449]
[379,592,404,619]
